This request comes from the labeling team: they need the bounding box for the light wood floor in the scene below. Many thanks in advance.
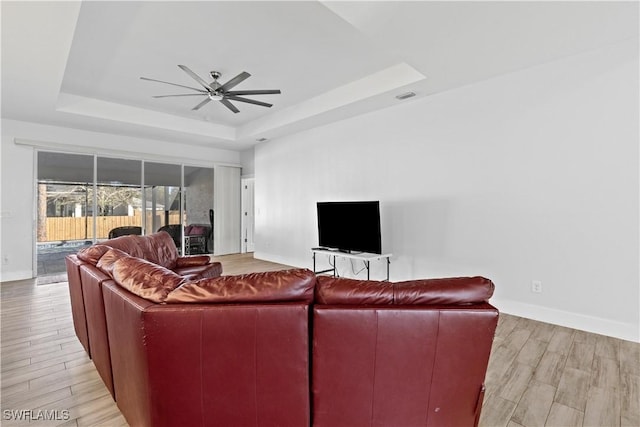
[1,253,638,427]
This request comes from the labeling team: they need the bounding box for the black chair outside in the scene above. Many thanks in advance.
[108,226,142,239]
[185,224,212,255]
[158,224,182,249]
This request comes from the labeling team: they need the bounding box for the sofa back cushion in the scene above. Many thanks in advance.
[166,269,316,304]
[315,276,494,305]
[76,232,179,269]
[95,247,131,276]
[313,277,394,305]
[112,256,185,303]
[135,231,178,269]
[77,239,144,265]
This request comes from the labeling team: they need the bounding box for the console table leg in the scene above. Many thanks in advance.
[332,255,336,277]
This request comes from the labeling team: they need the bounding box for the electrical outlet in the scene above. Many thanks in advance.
[531,280,542,293]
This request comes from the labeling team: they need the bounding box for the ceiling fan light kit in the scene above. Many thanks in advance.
[141,65,281,114]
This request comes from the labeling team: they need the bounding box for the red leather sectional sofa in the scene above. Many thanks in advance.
[66,232,498,427]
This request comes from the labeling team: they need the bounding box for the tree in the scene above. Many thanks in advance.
[94,186,140,216]
[37,184,47,241]
[43,184,140,216]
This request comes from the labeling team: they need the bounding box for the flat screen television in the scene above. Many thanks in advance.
[317,201,382,254]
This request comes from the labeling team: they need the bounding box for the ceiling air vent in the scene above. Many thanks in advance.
[395,92,416,100]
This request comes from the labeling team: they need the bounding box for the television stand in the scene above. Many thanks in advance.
[311,249,392,281]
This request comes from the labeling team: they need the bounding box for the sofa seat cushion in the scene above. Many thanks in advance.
[112,256,186,303]
[165,269,315,304]
[315,276,494,305]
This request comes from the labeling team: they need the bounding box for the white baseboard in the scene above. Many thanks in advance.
[0,269,34,283]
[491,297,639,343]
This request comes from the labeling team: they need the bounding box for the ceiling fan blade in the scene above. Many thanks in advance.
[226,89,281,96]
[219,72,251,92]
[220,98,240,114]
[192,97,212,111]
[152,93,207,98]
[178,65,213,91]
[140,77,206,92]
[226,95,273,108]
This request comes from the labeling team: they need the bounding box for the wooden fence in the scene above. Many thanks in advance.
[43,214,180,241]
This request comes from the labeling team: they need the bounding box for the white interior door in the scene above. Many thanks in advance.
[241,178,255,253]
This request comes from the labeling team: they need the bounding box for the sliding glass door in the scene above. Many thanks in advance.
[96,157,142,240]
[145,162,183,252]
[36,152,94,276]
[184,166,214,255]
[36,151,235,277]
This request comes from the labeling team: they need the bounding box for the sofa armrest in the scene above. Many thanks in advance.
[175,255,211,268]
[173,262,222,280]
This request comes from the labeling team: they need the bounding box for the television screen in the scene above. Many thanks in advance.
[317,201,382,254]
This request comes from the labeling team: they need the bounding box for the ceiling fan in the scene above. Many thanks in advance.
[140,65,281,114]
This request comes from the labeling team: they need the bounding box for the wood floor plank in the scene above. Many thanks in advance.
[566,341,596,371]
[530,321,557,343]
[574,330,598,346]
[511,380,556,427]
[594,335,620,360]
[3,387,72,414]
[547,327,575,355]
[1,363,67,388]
[495,313,520,338]
[620,340,640,377]
[583,386,621,427]
[533,351,566,387]
[498,362,535,403]
[590,355,620,390]
[485,344,518,387]
[546,403,584,427]
[620,374,640,427]
[505,328,533,353]
[479,394,518,427]
[517,338,547,367]
[0,380,30,400]
[555,367,591,411]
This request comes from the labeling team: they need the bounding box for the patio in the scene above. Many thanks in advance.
[37,240,92,277]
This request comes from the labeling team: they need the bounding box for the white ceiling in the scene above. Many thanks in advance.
[2,1,638,151]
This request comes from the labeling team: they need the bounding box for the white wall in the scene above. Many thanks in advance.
[0,119,240,281]
[240,147,255,177]
[255,39,639,341]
